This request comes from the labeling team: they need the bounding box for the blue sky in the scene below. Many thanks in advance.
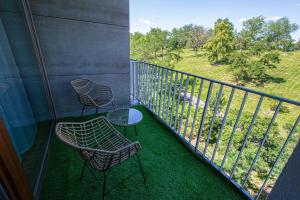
[130,0,300,40]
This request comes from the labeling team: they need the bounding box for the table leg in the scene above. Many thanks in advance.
[134,125,138,136]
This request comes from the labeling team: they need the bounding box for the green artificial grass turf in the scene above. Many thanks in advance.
[40,106,248,200]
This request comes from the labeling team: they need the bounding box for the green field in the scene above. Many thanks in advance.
[175,49,300,102]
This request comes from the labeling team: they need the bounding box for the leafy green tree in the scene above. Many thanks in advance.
[186,25,212,55]
[130,28,183,67]
[236,16,267,53]
[294,39,300,50]
[130,32,148,60]
[265,17,299,51]
[229,51,280,84]
[204,19,235,64]
[145,28,169,59]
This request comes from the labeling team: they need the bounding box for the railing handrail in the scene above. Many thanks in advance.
[130,59,300,106]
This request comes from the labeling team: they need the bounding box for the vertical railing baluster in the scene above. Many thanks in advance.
[242,101,282,187]
[155,67,161,114]
[211,88,235,162]
[230,96,264,179]
[256,115,300,199]
[221,92,248,169]
[136,61,141,101]
[132,61,135,101]
[145,63,150,105]
[178,75,190,134]
[183,77,196,139]
[189,79,204,143]
[158,69,165,118]
[166,71,174,125]
[195,82,213,151]
[147,65,153,109]
[163,70,169,121]
[170,72,179,126]
[143,62,148,104]
[174,74,184,130]
[151,65,156,111]
[204,85,224,155]
[140,61,145,103]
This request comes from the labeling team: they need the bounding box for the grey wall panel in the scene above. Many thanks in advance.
[49,74,130,118]
[31,0,130,118]
[33,16,129,76]
[30,0,129,26]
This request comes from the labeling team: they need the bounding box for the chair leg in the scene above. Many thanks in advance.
[123,126,127,136]
[79,160,86,180]
[102,171,106,200]
[96,107,99,114]
[136,154,146,183]
[80,105,85,119]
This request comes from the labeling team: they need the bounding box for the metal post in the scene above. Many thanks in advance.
[204,85,224,155]
[183,77,196,139]
[211,88,235,162]
[242,101,282,187]
[195,82,213,150]
[221,92,248,169]
[174,74,184,130]
[189,79,204,143]
[230,96,264,179]
[178,75,190,134]
[170,72,179,126]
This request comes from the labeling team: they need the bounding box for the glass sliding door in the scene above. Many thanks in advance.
[0,0,54,193]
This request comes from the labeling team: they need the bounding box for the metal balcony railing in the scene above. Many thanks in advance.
[130,60,300,200]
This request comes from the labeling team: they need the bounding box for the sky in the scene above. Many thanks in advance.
[130,0,300,40]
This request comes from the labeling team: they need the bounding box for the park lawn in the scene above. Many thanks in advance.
[174,49,300,134]
[175,49,300,102]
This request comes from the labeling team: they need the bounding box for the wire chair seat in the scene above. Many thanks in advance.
[55,116,141,172]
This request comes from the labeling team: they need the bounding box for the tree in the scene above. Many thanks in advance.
[230,51,280,84]
[130,28,183,67]
[145,28,169,59]
[186,25,212,55]
[265,17,299,51]
[204,19,235,64]
[130,32,148,60]
[235,16,267,53]
[294,39,300,50]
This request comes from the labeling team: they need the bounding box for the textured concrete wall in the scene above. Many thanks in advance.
[268,141,300,200]
[30,0,130,118]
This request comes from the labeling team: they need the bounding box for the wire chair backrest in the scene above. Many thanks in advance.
[70,78,96,106]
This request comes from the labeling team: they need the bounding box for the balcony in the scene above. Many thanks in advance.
[40,105,247,200]
[0,1,300,200]
[37,60,300,200]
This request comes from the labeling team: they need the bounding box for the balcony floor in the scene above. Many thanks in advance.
[40,106,247,200]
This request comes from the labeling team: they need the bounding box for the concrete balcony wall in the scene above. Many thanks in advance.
[30,0,130,118]
[268,142,300,200]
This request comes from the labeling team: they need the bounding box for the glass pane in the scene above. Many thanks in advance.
[0,0,53,191]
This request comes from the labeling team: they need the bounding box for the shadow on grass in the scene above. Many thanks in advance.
[255,74,286,86]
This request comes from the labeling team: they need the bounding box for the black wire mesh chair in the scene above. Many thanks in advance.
[55,116,146,200]
[70,79,115,118]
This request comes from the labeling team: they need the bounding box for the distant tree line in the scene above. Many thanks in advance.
[130,16,299,84]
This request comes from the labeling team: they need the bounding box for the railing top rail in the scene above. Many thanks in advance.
[130,59,300,106]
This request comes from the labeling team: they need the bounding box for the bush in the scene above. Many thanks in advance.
[260,52,280,67]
